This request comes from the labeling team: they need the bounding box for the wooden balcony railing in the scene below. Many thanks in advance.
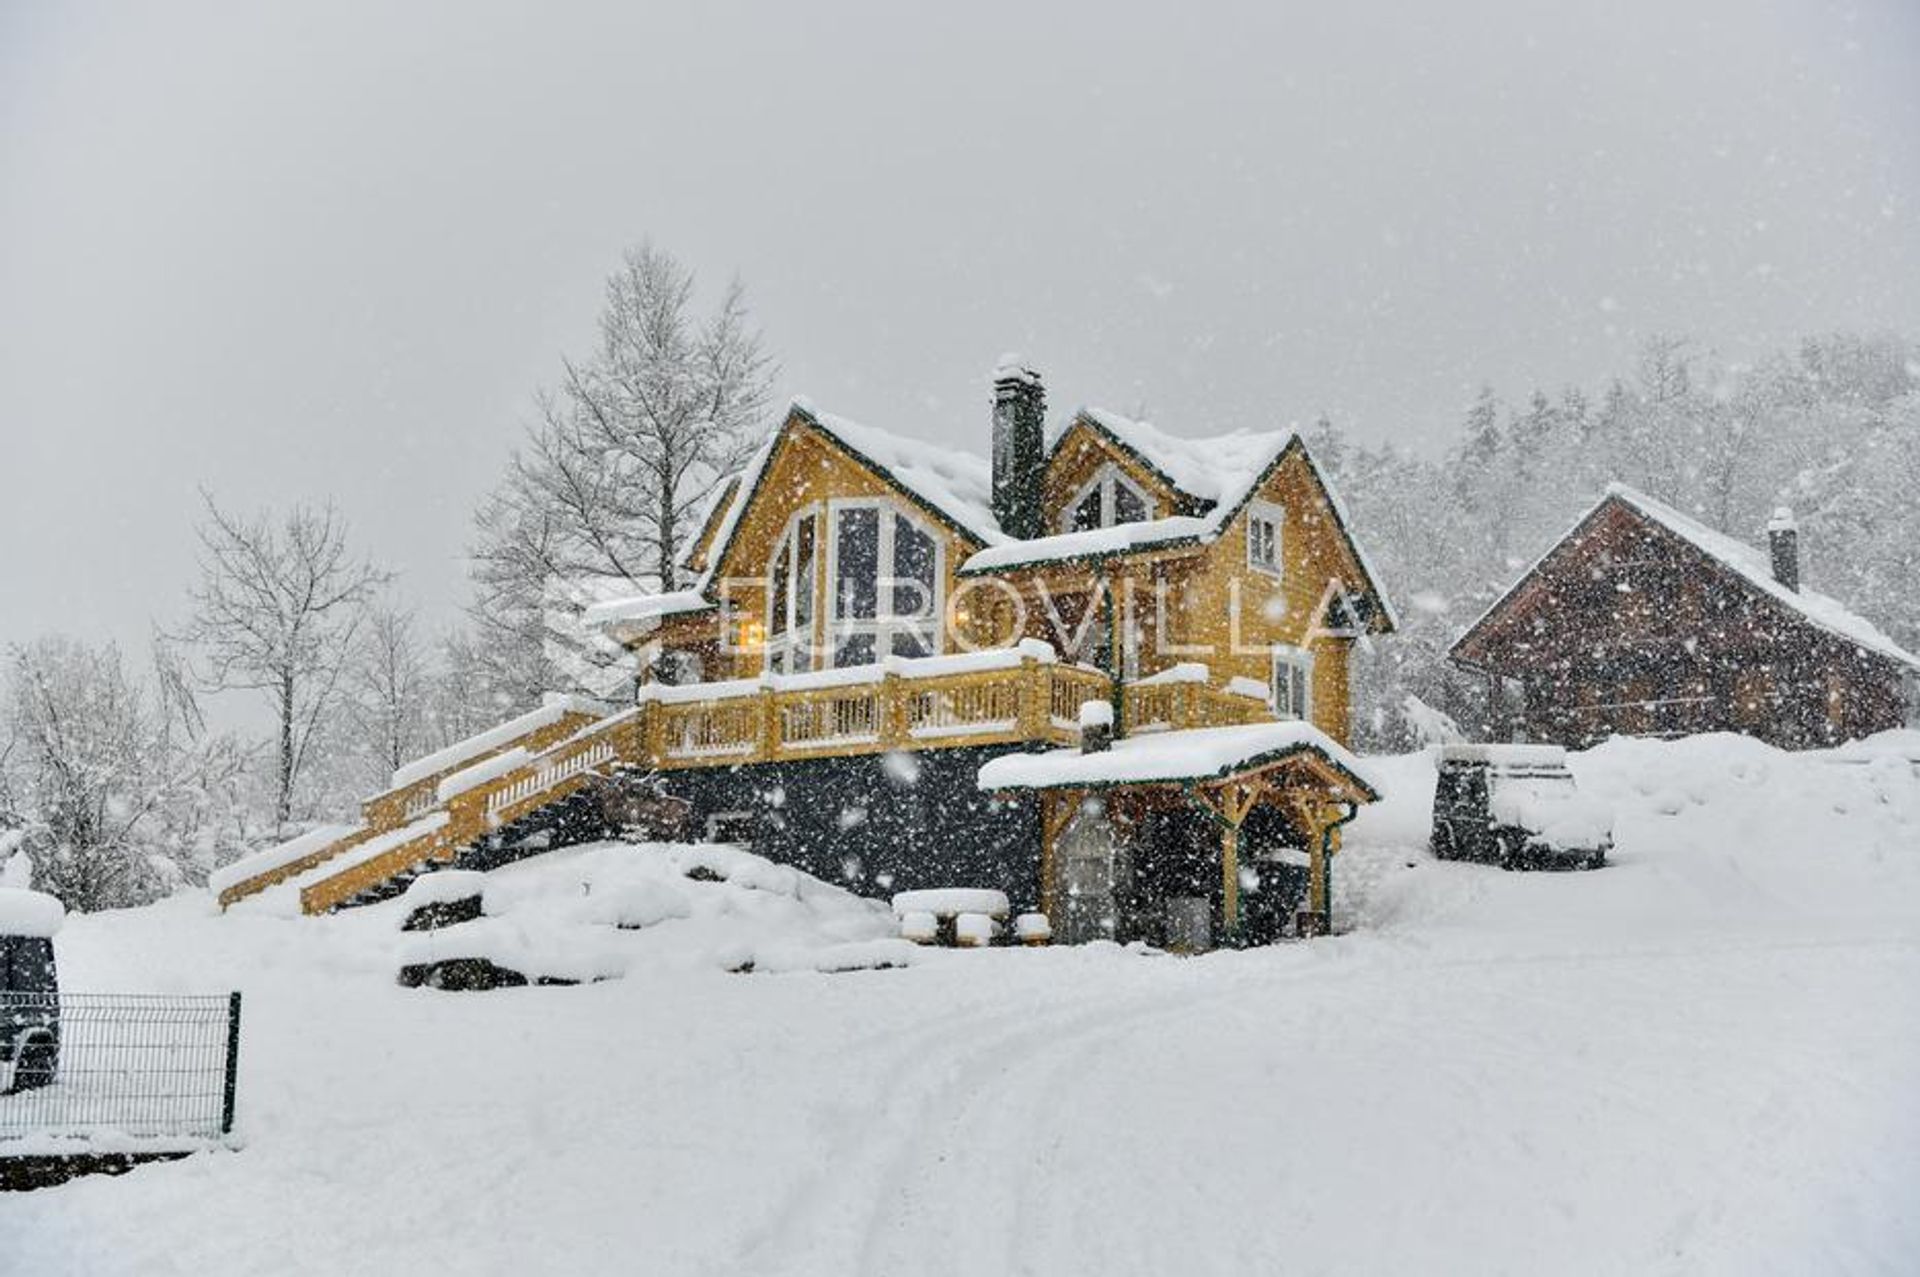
[266,647,1285,915]
[1049,666,1112,730]
[1124,670,1273,734]
[643,648,1088,767]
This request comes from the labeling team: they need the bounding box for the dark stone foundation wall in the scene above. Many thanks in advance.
[656,745,1044,911]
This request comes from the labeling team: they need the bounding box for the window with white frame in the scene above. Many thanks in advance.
[1271,644,1313,721]
[825,499,942,667]
[1246,500,1283,576]
[765,510,818,675]
[1061,465,1152,533]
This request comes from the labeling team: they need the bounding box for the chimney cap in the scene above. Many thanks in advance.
[1766,506,1798,534]
[993,353,1041,387]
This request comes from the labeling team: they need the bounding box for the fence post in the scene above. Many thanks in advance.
[222,991,243,1136]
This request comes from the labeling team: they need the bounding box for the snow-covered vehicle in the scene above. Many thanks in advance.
[0,886,63,1095]
[1431,745,1610,870]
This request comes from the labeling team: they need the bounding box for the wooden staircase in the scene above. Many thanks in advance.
[217,698,632,914]
[215,646,1275,916]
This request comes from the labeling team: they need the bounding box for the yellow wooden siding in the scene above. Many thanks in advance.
[639,422,1367,744]
[1155,451,1362,744]
[698,420,984,680]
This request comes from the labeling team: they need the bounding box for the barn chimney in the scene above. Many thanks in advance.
[992,355,1045,540]
[1767,507,1799,592]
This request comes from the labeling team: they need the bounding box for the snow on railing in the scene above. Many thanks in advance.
[485,742,617,815]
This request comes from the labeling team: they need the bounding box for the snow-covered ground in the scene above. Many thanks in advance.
[6,733,1918,1276]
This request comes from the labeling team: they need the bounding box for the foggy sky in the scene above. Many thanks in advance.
[3,0,1917,667]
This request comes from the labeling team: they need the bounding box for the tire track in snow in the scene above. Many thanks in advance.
[718,963,1259,1277]
[848,965,1333,1277]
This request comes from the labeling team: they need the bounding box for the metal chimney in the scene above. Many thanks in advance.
[991,355,1045,540]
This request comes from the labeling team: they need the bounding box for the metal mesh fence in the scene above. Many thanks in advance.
[0,992,239,1142]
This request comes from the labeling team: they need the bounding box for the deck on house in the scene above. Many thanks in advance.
[215,645,1279,916]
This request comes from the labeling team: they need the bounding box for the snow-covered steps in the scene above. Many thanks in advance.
[211,823,373,909]
[213,701,631,914]
[286,712,642,915]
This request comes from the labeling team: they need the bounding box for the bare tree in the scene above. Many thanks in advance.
[351,605,431,785]
[471,242,774,700]
[177,493,388,827]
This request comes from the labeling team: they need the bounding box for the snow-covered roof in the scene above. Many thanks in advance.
[1069,407,1296,508]
[794,400,1004,547]
[706,398,1004,561]
[1452,483,1920,674]
[967,410,1394,627]
[976,721,1381,798]
[580,589,715,628]
[961,516,1213,573]
[1602,484,1919,671]
[680,473,742,572]
[0,886,64,937]
[593,395,1394,633]
[596,399,1009,633]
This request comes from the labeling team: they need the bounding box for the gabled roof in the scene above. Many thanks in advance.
[589,399,1005,633]
[589,395,1396,637]
[792,400,1003,547]
[977,409,1397,631]
[1452,483,1920,673]
[695,399,1004,581]
[1061,408,1296,510]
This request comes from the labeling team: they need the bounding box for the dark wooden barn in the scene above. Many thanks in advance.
[1450,484,1919,750]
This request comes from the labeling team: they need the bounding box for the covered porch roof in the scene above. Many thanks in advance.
[975,721,1380,804]
[978,721,1380,940]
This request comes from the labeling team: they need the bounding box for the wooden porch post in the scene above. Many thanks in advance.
[1214,780,1260,941]
[1307,813,1329,916]
[1039,789,1080,921]
[1221,821,1240,932]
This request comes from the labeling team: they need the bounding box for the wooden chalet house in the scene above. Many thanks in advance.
[1450,483,1920,750]
[213,361,1395,948]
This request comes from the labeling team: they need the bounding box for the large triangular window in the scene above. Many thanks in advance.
[1060,465,1153,533]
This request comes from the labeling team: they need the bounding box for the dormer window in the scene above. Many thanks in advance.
[1062,465,1152,533]
[1246,500,1284,577]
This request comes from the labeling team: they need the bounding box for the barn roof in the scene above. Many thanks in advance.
[1453,483,1920,674]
